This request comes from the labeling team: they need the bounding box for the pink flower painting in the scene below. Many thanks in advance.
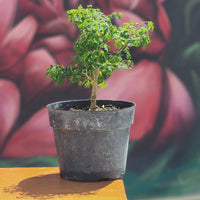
[0,0,89,157]
[0,0,196,158]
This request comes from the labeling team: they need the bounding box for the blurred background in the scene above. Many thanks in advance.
[0,0,200,199]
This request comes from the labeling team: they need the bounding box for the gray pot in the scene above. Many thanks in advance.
[47,99,135,181]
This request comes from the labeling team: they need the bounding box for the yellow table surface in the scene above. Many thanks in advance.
[0,167,127,200]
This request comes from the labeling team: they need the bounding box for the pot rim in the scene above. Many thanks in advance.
[47,99,135,113]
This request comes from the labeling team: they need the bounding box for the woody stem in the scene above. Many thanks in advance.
[90,68,99,111]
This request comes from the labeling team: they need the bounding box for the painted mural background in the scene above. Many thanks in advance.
[0,0,199,199]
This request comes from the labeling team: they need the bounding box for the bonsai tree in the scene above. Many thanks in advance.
[46,5,154,111]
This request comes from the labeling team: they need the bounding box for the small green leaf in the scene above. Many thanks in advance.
[98,81,106,88]
[148,21,155,31]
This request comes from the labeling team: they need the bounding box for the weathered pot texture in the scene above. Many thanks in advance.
[47,99,135,182]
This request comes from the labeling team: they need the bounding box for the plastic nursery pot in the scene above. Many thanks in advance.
[47,99,135,182]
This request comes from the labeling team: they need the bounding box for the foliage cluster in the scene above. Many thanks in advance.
[46,5,154,110]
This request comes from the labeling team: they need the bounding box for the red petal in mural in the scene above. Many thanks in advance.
[0,15,38,71]
[38,17,78,39]
[32,35,74,54]
[0,0,18,43]
[109,0,132,10]
[18,0,61,22]
[20,49,56,101]
[153,68,196,148]
[0,79,20,148]
[156,0,171,41]
[2,108,56,158]
[97,60,162,140]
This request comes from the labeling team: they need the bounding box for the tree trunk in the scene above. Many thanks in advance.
[90,68,99,111]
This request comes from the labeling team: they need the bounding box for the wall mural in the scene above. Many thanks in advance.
[0,0,199,199]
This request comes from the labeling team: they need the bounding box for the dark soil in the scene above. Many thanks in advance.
[69,104,119,111]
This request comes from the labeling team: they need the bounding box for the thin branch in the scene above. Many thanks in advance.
[82,69,91,80]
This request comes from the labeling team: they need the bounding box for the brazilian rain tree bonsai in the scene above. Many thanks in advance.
[46,5,154,111]
[46,5,154,182]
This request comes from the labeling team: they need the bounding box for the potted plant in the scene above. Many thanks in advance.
[46,5,154,181]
